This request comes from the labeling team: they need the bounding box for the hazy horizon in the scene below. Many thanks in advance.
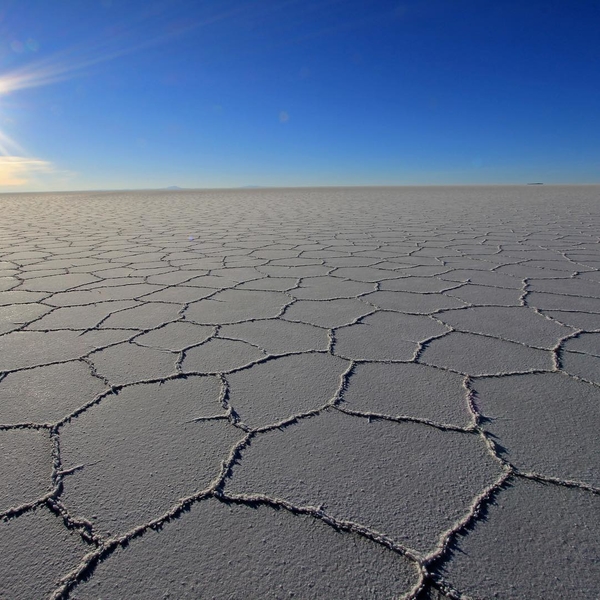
[3,182,600,196]
[1,1,599,192]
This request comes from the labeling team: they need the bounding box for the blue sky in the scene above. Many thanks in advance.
[0,0,598,191]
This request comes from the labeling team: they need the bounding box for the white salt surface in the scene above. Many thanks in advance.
[0,186,599,598]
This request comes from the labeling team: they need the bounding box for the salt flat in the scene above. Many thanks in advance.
[0,186,599,599]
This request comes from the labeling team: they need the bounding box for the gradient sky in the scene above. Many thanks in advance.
[0,0,598,191]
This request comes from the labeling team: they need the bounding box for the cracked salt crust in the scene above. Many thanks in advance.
[444,282,523,306]
[334,311,449,361]
[473,372,600,486]
[441,478,600,598]
[0,362,107,425]
[435,305,573,348]
[225,410,500,555]
[0,507,87,599]
[0,302,52,334]
[282,297,373,328]
[226,353,349,428]
[182,337,266,373]
[341,362,472,428]
[0,429,53,511]
[363,289,468,313]
[219,318,328,354]
[72,499,420,599]
[0,186,599,599]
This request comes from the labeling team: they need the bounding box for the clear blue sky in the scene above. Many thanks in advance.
[0,0,598,191]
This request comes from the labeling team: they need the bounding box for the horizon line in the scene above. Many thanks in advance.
[2,182,600,194]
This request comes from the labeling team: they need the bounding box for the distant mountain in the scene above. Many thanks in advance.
[165,186,184,190]
[240,185,263,189]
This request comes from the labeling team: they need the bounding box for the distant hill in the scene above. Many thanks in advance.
[165,186,184,190]
[240,185,263,189]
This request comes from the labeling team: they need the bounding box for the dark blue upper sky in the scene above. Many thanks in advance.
[0,0,598,190]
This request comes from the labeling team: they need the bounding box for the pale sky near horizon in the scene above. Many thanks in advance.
[0,1,598,192]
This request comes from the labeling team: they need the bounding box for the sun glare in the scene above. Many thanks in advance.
[0,45,122,188]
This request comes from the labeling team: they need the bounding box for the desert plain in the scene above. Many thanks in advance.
[0,185,599,599]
